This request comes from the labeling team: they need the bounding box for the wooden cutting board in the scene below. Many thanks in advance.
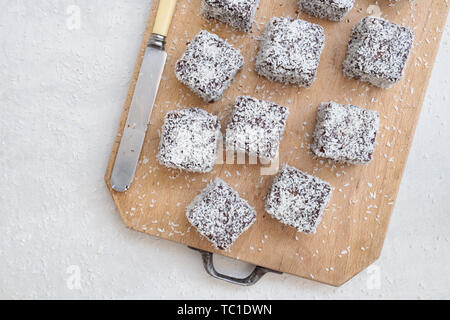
[105,0,449,286]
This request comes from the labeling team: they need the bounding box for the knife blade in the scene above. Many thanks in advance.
[111,46,166,192]
[111,0,177,192]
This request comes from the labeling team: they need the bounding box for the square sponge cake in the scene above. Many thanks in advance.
[255,17,325,87]
[298,0,355,21]
[265,166,332,234]
[225,96,289,162]
[201,0,261,32]
[186,178,257,250]
[157,108,221,173]
[343,16,414,88]
[311,102,380,165]
[175,30,244,102]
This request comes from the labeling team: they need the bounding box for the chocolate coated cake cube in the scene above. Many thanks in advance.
[175,30,244,102]
[311,102,380,164]
[255,17,325,87]
[186,178,257,250]
[298,0,355,21]
[201,0,261,32]
[157,108,221,172]
[343,16,414,88]
[225,96,289,161]
[265,166,332,234]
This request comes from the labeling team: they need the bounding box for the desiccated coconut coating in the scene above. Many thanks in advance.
[175,30,244,103]
[157,108,221,173]
[186,178,257,250]
[343,16,414,88]
[298,0,355,21]
[265,166,332,234]
[225,96,289,161]
[311,102,380,164]
[255,17,325,87]
[201,0,261,32]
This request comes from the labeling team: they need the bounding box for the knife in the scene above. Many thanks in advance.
[111,0,177,192]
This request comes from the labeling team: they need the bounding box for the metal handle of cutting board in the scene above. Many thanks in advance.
[189,247,282,286]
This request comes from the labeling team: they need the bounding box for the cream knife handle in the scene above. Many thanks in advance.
[152,0,177,37]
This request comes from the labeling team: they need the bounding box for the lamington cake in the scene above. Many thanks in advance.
[298,0,355,21]
[201,0,261,32]
[186,178,257,250]
[157,108,221,173]
[225,96,289,162]
[175,30,244,102]
[343,16,414,88]
[265,166,332,234]
[255,17,325,87]
[311,102,380,164]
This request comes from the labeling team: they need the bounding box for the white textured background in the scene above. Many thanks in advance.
[0,0,449,299]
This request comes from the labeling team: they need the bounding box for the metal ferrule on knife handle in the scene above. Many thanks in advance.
[150,0,177,49]
[111,0,177,192]
[149,33,166,50]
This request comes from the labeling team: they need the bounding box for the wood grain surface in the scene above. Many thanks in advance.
[105,0,449,286]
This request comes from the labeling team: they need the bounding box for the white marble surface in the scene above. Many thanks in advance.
[1,1,449,299]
